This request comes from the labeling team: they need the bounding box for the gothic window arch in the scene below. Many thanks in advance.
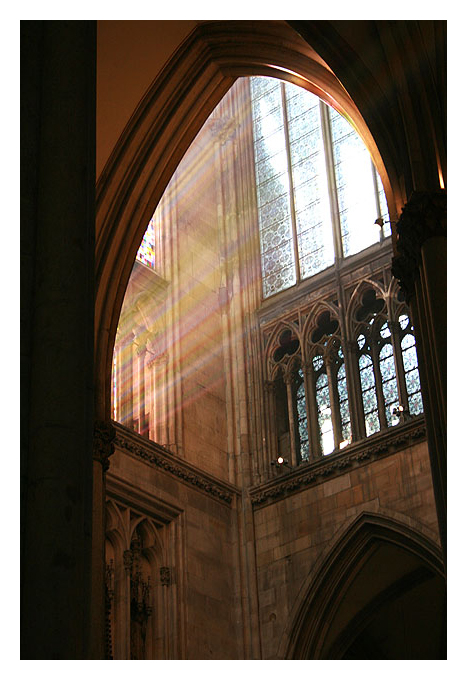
[392,293,424,418]
[353,287,394,435]
[306,309,349,456]
[104,500,178,660]
[267,325,309,465]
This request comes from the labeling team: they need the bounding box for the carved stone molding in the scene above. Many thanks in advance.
[250,418,426,507]
[93,420,116,472]
[113,423,237,505]
[392,190,446,301]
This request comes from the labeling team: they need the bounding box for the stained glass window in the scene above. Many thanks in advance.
[400,315,423,416]
[249,76,389,299]
[337,348,351,442]
[136,217,156,269]
[379,328,399,426]
[359,352,380,436]
[329,108,380,257]
[296,368,309,462]
[314,359,334,455]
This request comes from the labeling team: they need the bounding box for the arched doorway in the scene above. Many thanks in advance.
[282,512,445,659]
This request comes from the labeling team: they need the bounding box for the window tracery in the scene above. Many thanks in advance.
[264,279,423,469]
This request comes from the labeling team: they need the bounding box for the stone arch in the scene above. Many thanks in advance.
[303,303,341,367]
[265,321,302,380]
[94,20,397,421]
[128,517,166,660]
[346,278,388,340]
[278,510,444,659]
[387,275,411,323]
[302,301,339,344]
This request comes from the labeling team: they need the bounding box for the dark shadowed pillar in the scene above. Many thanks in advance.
[21,20,96,659]
[392,190,447,563]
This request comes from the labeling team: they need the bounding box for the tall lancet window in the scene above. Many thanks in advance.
[336,347,351,443]
[379,321,399,426]
[399,314,423,416]
[313,354,334,455]
[249,76,389,299]
[358,333,380,437]
[295,368,309,462]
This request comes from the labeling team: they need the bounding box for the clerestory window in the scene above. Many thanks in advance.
[249,76,390,298]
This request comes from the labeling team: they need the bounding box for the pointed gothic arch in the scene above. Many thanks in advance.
[94,20,396,423]
[278,511,444,659]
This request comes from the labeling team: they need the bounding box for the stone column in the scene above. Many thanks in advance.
[325,356,342,450]
[136,344,147,436]
[285,373,299,466]
[388,319,410,411]
[264,380,278,463]
[91,420,116,659]
[303,363,321,460]
[371,343,387,429]
[21,20,96,659]
[120,330,135,429]
[392,189,446,561]
[343,340,366,442]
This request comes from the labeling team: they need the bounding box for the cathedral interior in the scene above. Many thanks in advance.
[21,19,446,660]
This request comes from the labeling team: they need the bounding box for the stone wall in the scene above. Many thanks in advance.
[107,425,242,659]
[107,418,439,659]
[251,433,439,658]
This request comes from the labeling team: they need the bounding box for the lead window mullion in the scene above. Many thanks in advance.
[280,82,301,285]
[319,101,343,262]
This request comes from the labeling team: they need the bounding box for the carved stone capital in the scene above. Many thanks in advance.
[392,190,446,301]
[146,351,169,369]
[344,340,359,355]
[283,372,295,386]
[264,380,277,395]
[302,362,314,377]
[387,319,400,336]
[93,420,116,472]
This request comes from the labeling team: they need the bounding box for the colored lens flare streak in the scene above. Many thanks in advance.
[112,95,259,442]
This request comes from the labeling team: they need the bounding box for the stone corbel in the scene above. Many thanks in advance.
[93,420,116,472]
[391,190,446,301]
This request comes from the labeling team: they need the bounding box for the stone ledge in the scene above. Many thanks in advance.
[112,422,239,506]
[249,417,426,508]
